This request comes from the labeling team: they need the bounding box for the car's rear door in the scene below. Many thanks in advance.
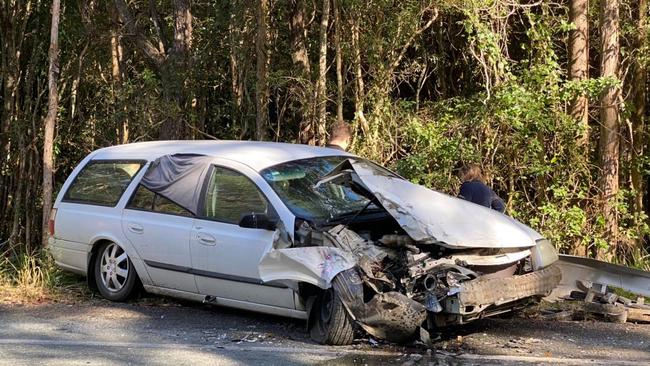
[189,162,295,309]
[122,184,198,292]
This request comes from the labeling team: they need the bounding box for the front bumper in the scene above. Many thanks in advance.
[437,265,562,324]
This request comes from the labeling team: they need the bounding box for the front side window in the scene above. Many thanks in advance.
[203,167,269,224]
[64,160,143,206]
[127,185,192,217]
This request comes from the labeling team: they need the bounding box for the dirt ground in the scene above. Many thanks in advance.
[0,290,649,365]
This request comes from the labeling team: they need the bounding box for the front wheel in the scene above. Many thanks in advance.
[308,289,355,345]
[94,242,138,301]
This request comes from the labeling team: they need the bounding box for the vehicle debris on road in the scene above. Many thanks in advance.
[540,255,650,324]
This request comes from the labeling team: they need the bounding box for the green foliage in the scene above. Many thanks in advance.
[1,0,648,265]
[353,4,648,257]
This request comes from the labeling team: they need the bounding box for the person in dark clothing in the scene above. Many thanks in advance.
[325,121,351,151]
[458,164,506,213]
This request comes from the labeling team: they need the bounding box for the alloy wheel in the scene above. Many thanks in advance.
[99,243,129,292]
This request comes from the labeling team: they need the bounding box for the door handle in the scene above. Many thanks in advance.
[197,232,216,245]
[128,222,144,234]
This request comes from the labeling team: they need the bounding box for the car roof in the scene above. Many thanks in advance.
[91,140,352,171]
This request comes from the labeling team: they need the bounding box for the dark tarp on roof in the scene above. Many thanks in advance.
[140,154,213,215]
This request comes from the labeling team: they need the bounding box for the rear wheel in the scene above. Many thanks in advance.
[94,242,137,301]
[308,289,355,345]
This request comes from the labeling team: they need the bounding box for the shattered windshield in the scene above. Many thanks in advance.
[261,156,375,221]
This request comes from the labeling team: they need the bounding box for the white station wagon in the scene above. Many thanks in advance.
[48,141,561,345]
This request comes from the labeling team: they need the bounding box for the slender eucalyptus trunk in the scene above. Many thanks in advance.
[42,0,61,247]
[350,16,368,133]
[290,0,314,144]
[631,0,648,241]
[229,2,245,135]
[1,7,19,170]
[598,0,621,259]
[333,0,344,125]
[255,0,270,141]
[159,0,193,140]
[315,0,330,144]
[569,0,590,146]
[10,140,25,246]
[111,7,128,144]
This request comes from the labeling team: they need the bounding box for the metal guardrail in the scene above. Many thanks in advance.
[549,254,650,299]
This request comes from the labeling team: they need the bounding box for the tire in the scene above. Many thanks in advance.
[94,242,138,302]
[308,288,355,345]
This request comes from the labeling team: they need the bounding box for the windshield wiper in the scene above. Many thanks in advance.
[326,204,380,222]
[329,199,383,232]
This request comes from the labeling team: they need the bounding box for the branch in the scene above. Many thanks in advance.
[113,0,165,67]
[149,0,169,54]
[388,6,439,73]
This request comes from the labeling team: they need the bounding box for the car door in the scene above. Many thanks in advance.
[190,163,295,309]
[122,184,198,292]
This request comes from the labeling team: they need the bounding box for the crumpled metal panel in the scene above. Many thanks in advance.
[320,159,542,249]
[450,249,532,266]
[332,269,427,343]
[258,247,356,289]
[407,249,531,278]
[323,224,396,262]
[355,292,428,343]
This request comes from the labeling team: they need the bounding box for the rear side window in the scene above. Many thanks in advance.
[63,160,143,206]
[127,185,192,217]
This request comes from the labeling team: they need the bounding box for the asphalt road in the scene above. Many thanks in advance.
[0,296,649,365]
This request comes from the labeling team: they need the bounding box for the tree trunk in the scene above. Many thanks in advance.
[25,150,35,251]
[569,0,589,146]
[289,1,310,74]
[229,2,245,135]
[172,0,193,60]
[159,0,193,140]
[255,0,270,141]
[70,42,89,125]
[150,0,168,55]
[315,0,330,144]
[111,6,128,144]
[42,0,61,247]
[350,16,368,133]
[333,0,344,127]
[114,0,192,140]
[1,8,19,170]
[598,0,620,259]
[631,0,648,239]
[113,0,166,66]
[290,0,314,144]
[10,140,24,246]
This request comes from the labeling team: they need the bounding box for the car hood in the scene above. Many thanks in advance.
[318,159,542,249]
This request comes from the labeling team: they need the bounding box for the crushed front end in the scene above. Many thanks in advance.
[258,157,562,343]
[261,223,561,343]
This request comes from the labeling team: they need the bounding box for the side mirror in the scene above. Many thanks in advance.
[238,213,277,231]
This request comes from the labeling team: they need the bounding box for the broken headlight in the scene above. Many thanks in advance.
[530,238,558,270]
